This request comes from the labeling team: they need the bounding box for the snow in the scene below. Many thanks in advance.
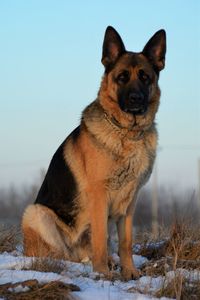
[0,253,33,270]
[0,250,172,300]
[8,285,30,293]
[0,269,73,285]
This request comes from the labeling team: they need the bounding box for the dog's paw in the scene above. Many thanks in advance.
[93,265,120,281]
[93,264,110,276]
[121,267,141,281]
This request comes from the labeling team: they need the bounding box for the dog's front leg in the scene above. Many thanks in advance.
[117,201,140,280]
[89,188,109,276]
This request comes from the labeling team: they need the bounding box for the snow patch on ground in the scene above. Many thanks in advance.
[0,251,172,299]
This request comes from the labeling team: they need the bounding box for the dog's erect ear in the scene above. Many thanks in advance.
[143,29,166,72]
[101,26,126,68]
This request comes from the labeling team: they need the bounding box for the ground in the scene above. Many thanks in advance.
[0,223,200,299]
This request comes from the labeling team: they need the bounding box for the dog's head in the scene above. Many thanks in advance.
[99,26,166,129]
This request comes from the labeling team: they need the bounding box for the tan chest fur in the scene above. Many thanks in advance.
[75,109,158,218]
[107,129,157,217]
[63,102,158,237]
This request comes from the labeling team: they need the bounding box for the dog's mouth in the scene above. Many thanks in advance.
[120,102,148,116]
[124,106,147,115]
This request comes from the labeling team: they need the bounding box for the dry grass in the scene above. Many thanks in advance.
[166,222,200,261]
[1,221,200,299]
[0,280,79,300]
[22,257,66,274]
[136,221,200,271]
[0,226,80,299]
[156,274,200,299]
[0,225,20,253]
[135,221,200,299]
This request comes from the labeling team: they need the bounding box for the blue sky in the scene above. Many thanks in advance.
[0,1,199,192]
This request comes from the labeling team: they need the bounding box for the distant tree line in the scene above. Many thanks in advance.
[0,170,199,231]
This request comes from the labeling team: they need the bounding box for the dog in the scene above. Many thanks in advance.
[22,26,166,280]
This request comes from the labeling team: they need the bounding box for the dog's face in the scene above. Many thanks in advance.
[100,26,166,128]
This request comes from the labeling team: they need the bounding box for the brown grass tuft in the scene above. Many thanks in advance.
[156,273,200,300]
[0,280,80,300]
[136,221,200,298]
[0,225,20,253]
[22,257,66,274]
[166,222,200,262]
[137,221,200,276]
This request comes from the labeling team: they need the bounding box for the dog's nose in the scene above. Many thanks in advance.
[129,92,144,104]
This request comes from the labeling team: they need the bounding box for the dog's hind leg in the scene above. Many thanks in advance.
[22,204,69,259]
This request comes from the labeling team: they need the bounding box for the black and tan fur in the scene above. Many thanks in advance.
[22,26,166,280]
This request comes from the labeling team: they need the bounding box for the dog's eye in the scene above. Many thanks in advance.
[138,69,151,85]
[116,71,130,84]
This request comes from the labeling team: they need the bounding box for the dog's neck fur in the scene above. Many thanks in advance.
[102,109,145,141]
[82,98,157,139]
[82,100,157,159]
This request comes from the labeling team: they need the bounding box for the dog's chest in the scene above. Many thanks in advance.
[109,140,155,189]
[108,134,156,217]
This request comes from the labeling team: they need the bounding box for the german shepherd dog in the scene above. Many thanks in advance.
[22,26,166,280]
